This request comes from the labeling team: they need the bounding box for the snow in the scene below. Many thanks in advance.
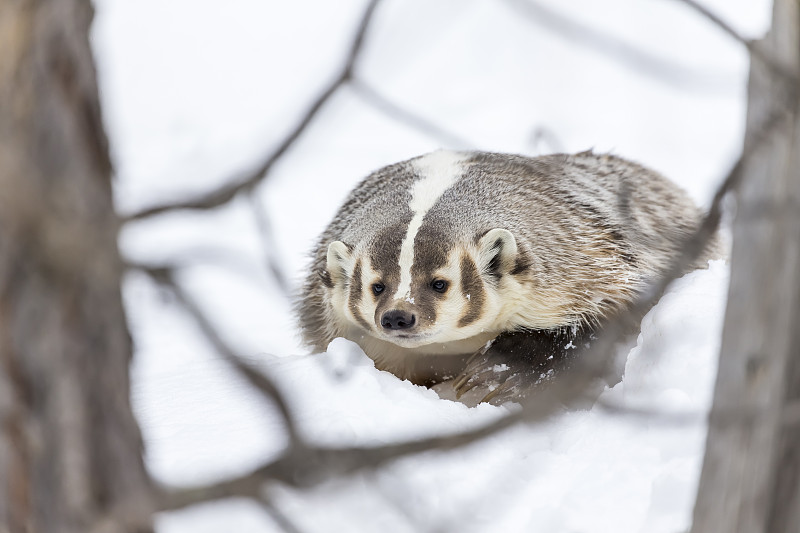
[90,0,769,531]
[129,262,729,533]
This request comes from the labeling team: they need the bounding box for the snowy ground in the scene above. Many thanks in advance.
[91,1,770,531]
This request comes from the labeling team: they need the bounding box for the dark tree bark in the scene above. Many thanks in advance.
[0,2,154,532]
[690,1,800,532]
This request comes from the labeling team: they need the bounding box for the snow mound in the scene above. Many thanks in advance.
[155,260,728,533]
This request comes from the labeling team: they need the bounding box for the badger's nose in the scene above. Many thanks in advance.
[381,310,416,330]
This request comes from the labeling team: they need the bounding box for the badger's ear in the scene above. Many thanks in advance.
[477,228,517,278]
[325,241,353,285]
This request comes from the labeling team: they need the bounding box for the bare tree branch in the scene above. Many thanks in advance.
[124,245,267,282]
[258,499,308,533]
[156,407,526,512]
[672,0,800,88]
[595,398,705,425]
[349,78,475,149]
[135,264,302,446]
[124,0,383,222]
[248,192,293,297]
[503,0,737,92]
[597,396,800,428]
[672,0,754,44]
[528,126,564,154]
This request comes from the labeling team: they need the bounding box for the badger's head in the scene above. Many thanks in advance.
[324,227,521,351]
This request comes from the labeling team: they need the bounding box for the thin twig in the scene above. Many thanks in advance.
[157,407,527,512]
[595,398,705,425]
[135,263,302,446]
[503,0,736,92]
[672,0,753,44]
[258,499,308,533]
[595,396,797,427]
[124,245,265,282]
[125,0,383,222]
[349,78,475,149]
[672,0,800,88]
[248,191,292,297]
[529,126,564,155]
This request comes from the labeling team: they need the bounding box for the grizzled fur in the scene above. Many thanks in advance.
[297,150,720,397]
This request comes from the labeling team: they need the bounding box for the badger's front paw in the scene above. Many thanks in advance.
[452,328,591,405]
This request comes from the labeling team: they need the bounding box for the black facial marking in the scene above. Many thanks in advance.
[411,223,451,280]
[350,260,362,303]
[510,253,531,276]
[347,259,372,331]
[458,254,486,327]
[369,221,410,285]
[400,223,452,329]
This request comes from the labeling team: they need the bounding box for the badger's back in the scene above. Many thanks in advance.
[436,151,716,325]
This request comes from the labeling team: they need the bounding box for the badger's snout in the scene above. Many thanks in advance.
[381,309,416,330]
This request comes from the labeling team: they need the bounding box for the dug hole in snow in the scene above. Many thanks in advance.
[150,260,728,533]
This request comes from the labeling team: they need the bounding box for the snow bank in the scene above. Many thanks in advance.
[146,261,728,533]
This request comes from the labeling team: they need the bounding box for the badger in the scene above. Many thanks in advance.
[297,150,720,403]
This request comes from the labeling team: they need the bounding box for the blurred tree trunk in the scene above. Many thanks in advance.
[691,0,800,532]
[0,2,154,532]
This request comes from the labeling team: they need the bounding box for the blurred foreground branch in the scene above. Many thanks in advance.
[504,0,736,91]
[349,78,475,149]
[673,0,800,89]
[136,264,301,446]
[125,0,383,222]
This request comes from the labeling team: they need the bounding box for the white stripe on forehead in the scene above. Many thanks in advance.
[393,150,467,300]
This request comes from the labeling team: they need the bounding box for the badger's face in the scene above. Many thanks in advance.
[324,228,519,350]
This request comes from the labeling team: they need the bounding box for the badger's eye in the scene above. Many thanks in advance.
[430,279,449,293]
[371,283,385,296]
